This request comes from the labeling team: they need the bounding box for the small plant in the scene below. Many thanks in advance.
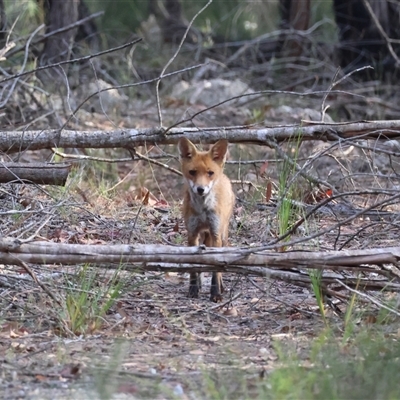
[343,283,359,341]
[60,264,123,335]
[248,107,265,124]
[309,269,327,325]
[276,132,303,243]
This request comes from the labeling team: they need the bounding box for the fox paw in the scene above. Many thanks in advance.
[210,291,223,303]
[188,285,200,298]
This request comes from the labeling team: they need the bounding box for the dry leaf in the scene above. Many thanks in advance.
[265,181,272,202]
[190,349,204,355]
[59,364,81,379]
[142,189,150,205]
[135,187,160,207]
[117,383,138,394]
[260,160,269,176]
[224,307,238,317]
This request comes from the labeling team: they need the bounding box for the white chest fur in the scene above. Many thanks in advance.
[187,189,220,235]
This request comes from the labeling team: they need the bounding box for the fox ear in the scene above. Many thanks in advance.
[178,137,197,159]
[210,140,228,165]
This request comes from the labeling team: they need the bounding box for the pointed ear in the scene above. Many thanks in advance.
[178,137,198,159]
[209,140,228,165]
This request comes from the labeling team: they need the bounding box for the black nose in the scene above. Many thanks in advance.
[197,187,204,195]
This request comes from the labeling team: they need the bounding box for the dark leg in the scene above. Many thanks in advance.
[188,233,201,298]
[206,233,224,302]
[210,272,224,302]
[189,272,201,298]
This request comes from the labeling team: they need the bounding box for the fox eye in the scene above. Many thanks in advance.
[208,171,214,177]
[189,170,196,176]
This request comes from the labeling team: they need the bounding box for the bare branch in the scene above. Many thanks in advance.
[3,120,400,153]
[362,0,400,67]
[155,0,213,127]
[1,238,400,293]
[0,38,142,85]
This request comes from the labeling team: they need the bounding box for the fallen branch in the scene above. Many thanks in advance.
[1,238,400,292]
[2,120,400,153]
[0,162,71,185]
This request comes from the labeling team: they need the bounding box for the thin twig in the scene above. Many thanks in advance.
[60,62,205,131]
[155,0,213,127]
[248,277,319,316]
[0,24,44,108]
[134,151,182,176]
[176,291,242,322]
[0,38,142,85]
[6,11,104,59]
[18,261,62,307]
[362,0,400,67]
[163,89,366,134]
[335,279,400,317]
[20,214,54,242]
[248,191,400,252]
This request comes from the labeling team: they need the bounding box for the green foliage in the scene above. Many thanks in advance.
[185,328,400,399]
[4,0,42,36]
[267,330,400,400]
[88,0,280,43]
[3,0,337,46]
[90,0,150,42]
[61,265,123,335]
[277,134,303,241]
[183,0,280,40]
[309,269,327,324]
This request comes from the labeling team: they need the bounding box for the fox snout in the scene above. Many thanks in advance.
[189,181,212,196]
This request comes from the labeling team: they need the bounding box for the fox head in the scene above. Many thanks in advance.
[178,137,228,197]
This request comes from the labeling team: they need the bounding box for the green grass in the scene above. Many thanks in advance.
[276,134,303,243]
[60,264,123,335]
[267,329,400,400]
[309,269,327,324]
[183,327,400,400]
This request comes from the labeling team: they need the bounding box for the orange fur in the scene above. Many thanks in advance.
[178,137,235,302]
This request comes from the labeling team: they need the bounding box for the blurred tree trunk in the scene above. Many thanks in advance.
[278,0,311,57]
[333,0,400,73]
[38,0,80,82]
[75,0,100,51]
[0,0,6,44]
[149,0,200,44]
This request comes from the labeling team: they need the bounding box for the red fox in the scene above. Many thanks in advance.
[178,137,235,302]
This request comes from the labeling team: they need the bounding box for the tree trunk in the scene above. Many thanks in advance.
[333,0,400,73]
[149,0,200,45]
[0,0,5,44]
[75,0,100,51]
[38,0,80,82]
[278,0,311,57]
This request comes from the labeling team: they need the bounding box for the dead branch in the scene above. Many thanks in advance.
[362,0,400,67]
[0,38,142,86]
[1,238,400,292]
[3,120,400,153]
[6,11,104,59]
[0,162,71,185]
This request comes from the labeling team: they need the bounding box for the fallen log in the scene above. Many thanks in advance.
[2,120,400,153]
[1,237,400,292]
[0,162,71,185]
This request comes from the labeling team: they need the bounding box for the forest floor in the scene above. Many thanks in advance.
[2,60,400,399]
